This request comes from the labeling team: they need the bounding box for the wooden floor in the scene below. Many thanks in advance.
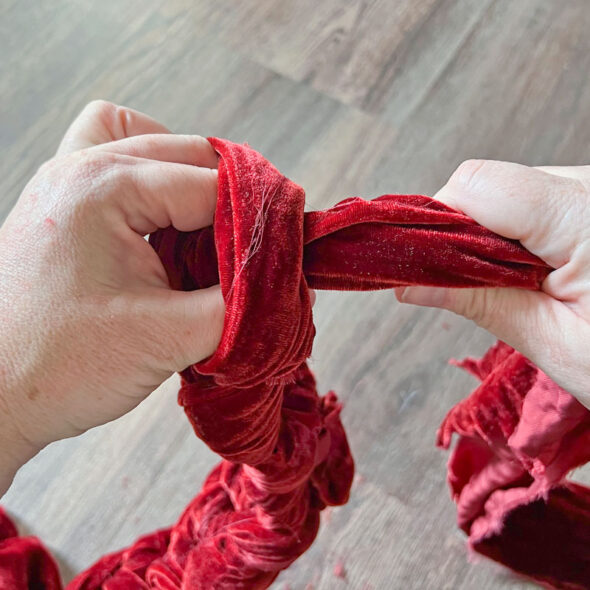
[2,1,590,588]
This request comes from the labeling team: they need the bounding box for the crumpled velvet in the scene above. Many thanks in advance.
[439,342,590,589]
[1,138,585,589]
[0,507,62,590]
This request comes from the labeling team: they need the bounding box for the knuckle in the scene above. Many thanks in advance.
[69,150,117,186]
[455,288,498,329]
[84,99,117,118]
[36,156,62,180]
[188,134,208,154]
[191,134,207,145]
[451,159,491,191]
[82,100,129,137]
[526,175,587,249]
[40,151,124,211]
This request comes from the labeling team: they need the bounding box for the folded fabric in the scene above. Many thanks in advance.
[439,342,590,588]
[1,139,584,589]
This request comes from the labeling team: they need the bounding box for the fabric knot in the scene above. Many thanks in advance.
[155,138,315,466]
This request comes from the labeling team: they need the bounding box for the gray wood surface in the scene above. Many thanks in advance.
[2,1,590,588]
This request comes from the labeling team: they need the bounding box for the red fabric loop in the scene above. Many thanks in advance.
[2,139,585,590]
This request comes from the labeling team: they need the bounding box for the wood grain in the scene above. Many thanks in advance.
[1,1,589,588]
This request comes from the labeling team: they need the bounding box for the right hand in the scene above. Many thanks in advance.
[396,160,590,407]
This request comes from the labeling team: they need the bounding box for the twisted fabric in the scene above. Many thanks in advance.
[1,138,587,589]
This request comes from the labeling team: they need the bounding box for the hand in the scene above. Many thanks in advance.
[0,101,224,487]
[396,160,590,407]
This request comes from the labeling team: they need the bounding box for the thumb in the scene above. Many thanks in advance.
[142,285,225,372]
[141,286,316,374]
[396,284,590,398]
[395,285,571,369]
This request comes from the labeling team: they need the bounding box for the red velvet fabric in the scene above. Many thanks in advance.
[0,507,62,590]
[1,138,585,589]
[439,342,590,589]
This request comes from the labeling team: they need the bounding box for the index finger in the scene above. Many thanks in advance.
[89,134,219,169]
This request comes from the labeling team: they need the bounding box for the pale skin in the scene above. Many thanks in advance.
[1,101,589,499]
[396,160,590,404]
[0,101,225,495]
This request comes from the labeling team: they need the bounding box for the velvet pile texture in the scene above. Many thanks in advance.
[1,138,587,589]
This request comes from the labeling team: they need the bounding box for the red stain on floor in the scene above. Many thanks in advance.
[333,561,346,579]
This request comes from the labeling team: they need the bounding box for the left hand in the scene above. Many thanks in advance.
[0,101,224,491]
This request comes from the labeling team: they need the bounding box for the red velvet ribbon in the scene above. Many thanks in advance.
[2,139,587,589]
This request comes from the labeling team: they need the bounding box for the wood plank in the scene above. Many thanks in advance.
[1,2,589,588]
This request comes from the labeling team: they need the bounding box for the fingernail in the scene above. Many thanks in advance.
[397,286,447,308]
[309,289,317,307]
